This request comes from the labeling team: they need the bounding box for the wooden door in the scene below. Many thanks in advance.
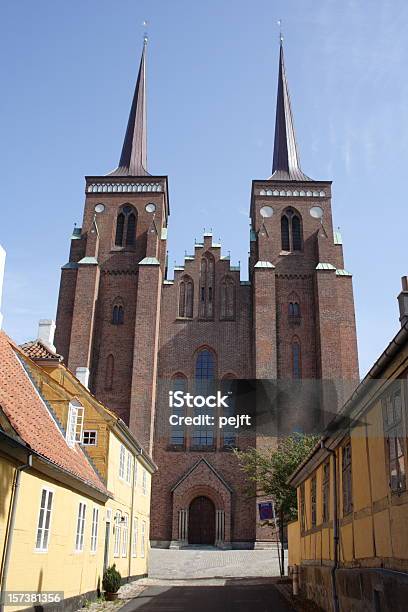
[188,496,215,545]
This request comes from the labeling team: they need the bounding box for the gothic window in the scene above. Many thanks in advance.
[193,349,215,448]
[170,374,187,447]
[105,354,114,391]
[199,254,215,319]
[112,304,124,325]
[281,209,303,252]
[288,294,301,325]
[292,339,301,379]
[115,205,137,247]
[382,385,406,493]
[178,276,194,318]
[220,277,235,320]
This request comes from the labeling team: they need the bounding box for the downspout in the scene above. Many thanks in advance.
[321,442,339,612]
[0,453,33,612]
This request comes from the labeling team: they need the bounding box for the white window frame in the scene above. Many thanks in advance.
[119,445,125,480]
[90,507,99,553]
[122,514,129,557]
[126,451,132,484]
[66,400,84,448]
[113,511,121,557]
[131,516,138,557]
[142,468,147,496]
[82,430,98,446]
[75,502,87,552]
[35,487,54,552]
[141,521,146,558]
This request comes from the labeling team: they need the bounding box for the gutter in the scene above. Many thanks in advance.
[0,453,33,612]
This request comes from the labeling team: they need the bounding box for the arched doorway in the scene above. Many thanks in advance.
[188,496,215,545]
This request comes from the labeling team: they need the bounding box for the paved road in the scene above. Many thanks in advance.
[149,548,286,579]
[120,582,295,612]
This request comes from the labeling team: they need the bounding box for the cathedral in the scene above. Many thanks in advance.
[54,39,359,549]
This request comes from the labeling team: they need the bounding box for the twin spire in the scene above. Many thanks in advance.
[109,38,310,181]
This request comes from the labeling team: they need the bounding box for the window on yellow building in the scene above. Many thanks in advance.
[311,475,317,527]
[90,507,99,553]
[383,387,406,493]
[342,441,353,515]
[82,430,97,446]
[114,511,121,557]
[300,483,306,533]
[122,514,129,557]
[322,461,330,523]
[35,488,53,551]
[75,502,86,552]
[126,452,132,484]
[66,400,84,448]
[142,468,147,495]
[119,444,125,479]
[141,521,146,558]
[132,517,138,557]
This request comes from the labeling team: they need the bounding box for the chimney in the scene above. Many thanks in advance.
[0,245,6,330]
[38,319,56,352]
[398,276,408,326]
[75,367,90,389]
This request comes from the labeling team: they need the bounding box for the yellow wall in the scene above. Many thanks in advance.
[0,459,105,612]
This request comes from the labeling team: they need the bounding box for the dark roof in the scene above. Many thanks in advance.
[108,39,149,177]
[20,339,63,362]
[270,43,311,182]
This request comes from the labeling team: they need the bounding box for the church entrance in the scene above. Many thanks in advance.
[188,496,215,545]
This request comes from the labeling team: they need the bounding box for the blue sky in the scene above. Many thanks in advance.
[1,0,408,378]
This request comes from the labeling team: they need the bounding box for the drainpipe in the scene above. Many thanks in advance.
[321,441,339,612]
[0,454,33,612]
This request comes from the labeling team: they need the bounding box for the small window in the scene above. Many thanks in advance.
[113,511,121,557]
[142,468,147,496]
[322,461,330,523]
[199,254,215,319]
[35,488,54,551]
[132,516,138,557]
[112,305,124,325]
[119,444,126,480]
[122,514,129,557]
[66,400,84,448]
[342,441,353,515]
[292,215,302,251]
[82,430,97,446]
[179,277,194,318]
[281,215,290,251]
[90,507,99,553]
[115,213,125,246]
[311,475,317,527]
[75,502,86,552]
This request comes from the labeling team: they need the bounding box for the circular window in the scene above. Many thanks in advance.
[145,203,156,213]
[260,205,274,218]
[94,203,105,213]
[310,206,324,219]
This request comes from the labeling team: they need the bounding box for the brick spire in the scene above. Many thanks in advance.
[109,38,149,176]
[271,41,311,181]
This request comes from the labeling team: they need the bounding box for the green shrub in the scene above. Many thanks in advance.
[102,564,121,594]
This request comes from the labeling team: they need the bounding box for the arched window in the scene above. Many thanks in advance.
[193,349,216,448]
[105,354,114,390]
[288,295,301,323]
[281,215,290,251]
[199,254,215,319]
[114,205,137,247]
[220,277,235,320]
[112,304,124,325]
[281,209,303,252]
[170,374,187,447]
[178,276,194,318]
[292,340,301,379]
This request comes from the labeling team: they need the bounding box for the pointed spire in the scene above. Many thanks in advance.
[109,37,149,176]
[270,41,311,181]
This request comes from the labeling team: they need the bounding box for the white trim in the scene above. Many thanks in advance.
[90,506,99,553]
[34,487,54,552]
[131,516,138,557]
[82,430,98,446]
[75,501,87,552]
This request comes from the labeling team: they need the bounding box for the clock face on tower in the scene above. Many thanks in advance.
[145,203,156,213]
[260,205,274,218]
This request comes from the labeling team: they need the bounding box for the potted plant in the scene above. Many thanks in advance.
[102,564,122,601]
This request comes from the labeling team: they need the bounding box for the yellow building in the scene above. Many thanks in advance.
[287,280,408,611]
[0,329,156,612]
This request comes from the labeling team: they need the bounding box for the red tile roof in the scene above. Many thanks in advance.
[0,332,107,496]
[20,340,62,361]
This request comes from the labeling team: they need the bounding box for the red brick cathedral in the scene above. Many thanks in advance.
[55,40,359,548]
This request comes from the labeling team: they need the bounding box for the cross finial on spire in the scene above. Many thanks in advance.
[277,19,283,44]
